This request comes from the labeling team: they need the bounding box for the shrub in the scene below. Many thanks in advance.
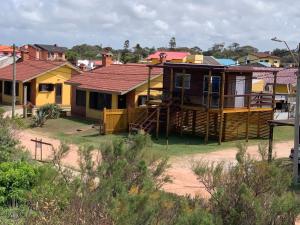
[193,143,300,225]
[31,110,47,127]
[0,162,39,206]
[37,104,61,119]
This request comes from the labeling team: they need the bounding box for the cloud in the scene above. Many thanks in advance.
[0,0,300,50]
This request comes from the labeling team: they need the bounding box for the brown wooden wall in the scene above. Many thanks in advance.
[71,86,86,117]
[163,67,252,107]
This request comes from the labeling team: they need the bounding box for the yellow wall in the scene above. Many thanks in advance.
[238,54,280,67]
[134,75,163,107]
[275,84,289,94]
[1,81,23,104]
[252,79,265,92]
[35,65,73,106]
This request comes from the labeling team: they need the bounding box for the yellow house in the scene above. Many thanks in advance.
[0,60,80,107]
[238,52,280,67]
[66,54,163,121]
[147,51,203,64]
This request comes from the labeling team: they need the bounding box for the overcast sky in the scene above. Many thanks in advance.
[1,0,299,51]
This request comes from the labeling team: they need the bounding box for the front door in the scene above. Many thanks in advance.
[55,84,62,104]
[235,76,245,108]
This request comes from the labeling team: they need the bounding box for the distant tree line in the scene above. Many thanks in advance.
[66,37,297,64]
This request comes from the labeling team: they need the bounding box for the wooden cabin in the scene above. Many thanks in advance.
[129,63,279,144]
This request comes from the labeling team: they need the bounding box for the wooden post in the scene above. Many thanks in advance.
[166,106,170,138]
[268,123,274,162]
[246,95,251,142]
[180,69,186,136]
[218,72,225,145]
[103,107,107,135]
[40,138,43,161]
[170,68,174,98]
[23,85,27,118]
[205,70,212,144]
[272,72,278,119]
[34,138,37,160]
[147,67,152,102]
[156,107,160,139]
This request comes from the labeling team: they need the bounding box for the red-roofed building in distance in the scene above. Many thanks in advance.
[66,52,163,131]
[20,44,67,61]
[0,45,21,57]
[147,51,203,64]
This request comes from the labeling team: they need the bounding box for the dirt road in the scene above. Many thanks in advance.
[18,129,294,197]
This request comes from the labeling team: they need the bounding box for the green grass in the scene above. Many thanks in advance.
[25,117,294,156]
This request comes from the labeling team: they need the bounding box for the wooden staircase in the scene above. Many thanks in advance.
[129,99,175,135]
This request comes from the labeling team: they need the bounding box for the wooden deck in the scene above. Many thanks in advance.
[180,105,272,113]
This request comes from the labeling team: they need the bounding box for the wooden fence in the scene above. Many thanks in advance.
[102,107,147,134]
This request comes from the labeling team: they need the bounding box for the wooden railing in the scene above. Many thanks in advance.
[224,93,274,109]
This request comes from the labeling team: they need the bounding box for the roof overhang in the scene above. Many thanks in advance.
[22,62,81,83]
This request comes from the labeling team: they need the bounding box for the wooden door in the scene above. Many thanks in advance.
[235,76,245,108]
[55,84,62,104]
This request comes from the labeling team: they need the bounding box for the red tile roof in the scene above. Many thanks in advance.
[254,68,297,85]
[0,60,72,82]
[250,52,280,59]
[67,64,162,94]
[147,51,190,61]
[0,45,20,53]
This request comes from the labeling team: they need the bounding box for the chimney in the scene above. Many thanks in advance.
[159,52,167,63]
[101,51,113,67]
[20,48,30,61]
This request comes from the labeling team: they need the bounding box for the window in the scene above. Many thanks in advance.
[76,89,86,106]
[4,81,19,96]
[138,95,148,106]
[203,75,220,107]
[175,73,191,89]
[264,60,269,63]
[274,60,278,63]
[39,84,54,92]
[89,92,111,110]
[118,95,127,109]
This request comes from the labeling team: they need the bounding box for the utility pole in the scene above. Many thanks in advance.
[293,43,300,184]
[12,44,16,118]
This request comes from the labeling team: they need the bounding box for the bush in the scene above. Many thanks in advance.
[0,162,39,206]
[193,143,300,225]
[31,104,61,127]
[37,104,61,119]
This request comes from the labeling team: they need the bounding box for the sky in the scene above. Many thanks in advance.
[1,0,299,51]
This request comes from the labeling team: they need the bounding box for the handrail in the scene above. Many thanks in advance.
[140,109,157,128]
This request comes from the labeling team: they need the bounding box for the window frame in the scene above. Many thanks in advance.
[75,89,86,107]
[38,83,54,92]
[89,92,112,110]
[175,73,191,90]
[203,75,221,107]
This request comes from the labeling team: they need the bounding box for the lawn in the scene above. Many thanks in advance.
[25,116,294,156]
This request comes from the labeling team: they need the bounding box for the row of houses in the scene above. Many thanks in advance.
[0,46,291,143]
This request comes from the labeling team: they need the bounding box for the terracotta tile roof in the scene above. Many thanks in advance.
[67,64,163,94]
[250,52,280,59]
[254,68,297,85]
[147,51,190,60]
[0,60,69,82]
[0,45,20,53]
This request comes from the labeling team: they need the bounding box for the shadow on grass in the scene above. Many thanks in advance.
[61,115,95,125]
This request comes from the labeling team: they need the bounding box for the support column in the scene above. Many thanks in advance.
[156,107,160,139]
[180,69,186,136]
[170,68,174,98]
[205,70,212,144]
[23,85,27,118]
[246,95,251,142]
[218,72,225,145]
[147,67,152,102]
[192,110,196,135]
[272,71,278,119]
[268,124,274,162]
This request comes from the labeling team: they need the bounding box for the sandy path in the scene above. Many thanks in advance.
[18,129,294,196]
[163,141,294,197]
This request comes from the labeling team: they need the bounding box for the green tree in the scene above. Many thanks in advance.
[169,37,176,50]
[124,40,130,50]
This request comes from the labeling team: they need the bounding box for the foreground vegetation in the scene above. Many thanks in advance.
[0,110,299,224]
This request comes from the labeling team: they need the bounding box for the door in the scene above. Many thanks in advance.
[55,84,62,104]
[118,95,127,109]
[23,82,31,102]
[235,76,245,108]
